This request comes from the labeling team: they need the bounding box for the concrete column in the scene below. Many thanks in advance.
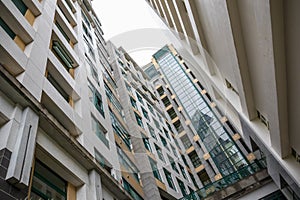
[16,0,57,101]
[88,170,103,200]
[6,107,39,188]
[173,0,199,54]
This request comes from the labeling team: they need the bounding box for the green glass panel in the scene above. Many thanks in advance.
[12,0,28,15]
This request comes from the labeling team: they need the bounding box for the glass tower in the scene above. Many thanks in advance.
[153,46,249,177]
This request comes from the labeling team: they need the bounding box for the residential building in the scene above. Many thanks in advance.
[106,42,197,199]
[146,1,300,199]
[144,45,280,199]
[0,0,131,199]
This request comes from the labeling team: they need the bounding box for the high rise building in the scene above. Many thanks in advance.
[0,0,131,199]
[145,45,282,199]
[145,0,300,199]
[1,0,299,200]
[107,42,197,199]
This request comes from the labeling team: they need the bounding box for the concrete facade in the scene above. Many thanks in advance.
[0,0,131,199]
[145,0,300,199]
[106,42,198,199]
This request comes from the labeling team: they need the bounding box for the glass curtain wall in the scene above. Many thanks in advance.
[154,47,249,177]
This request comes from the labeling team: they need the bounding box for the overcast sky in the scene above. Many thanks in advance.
[92,0,173,66]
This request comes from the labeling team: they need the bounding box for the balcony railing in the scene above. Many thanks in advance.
[180,158,267,200]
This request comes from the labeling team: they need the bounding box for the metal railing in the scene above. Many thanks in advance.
[180,158,267,200]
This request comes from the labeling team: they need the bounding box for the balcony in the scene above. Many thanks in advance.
[0,21,27,76]
[57,0,77,28]
[42,78,82,136]
[180,159,268,200]
[54,10,78,48]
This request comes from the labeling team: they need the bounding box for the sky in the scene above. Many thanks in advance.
[92,0,173,66]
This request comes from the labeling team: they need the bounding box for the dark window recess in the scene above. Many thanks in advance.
[197,81,204,90]
[206,93,212,102]
[0,17,16,39]
[177,178,188,196]
[190,72,196,79]
[157,86,164,96]
[167,88,173,95]
[162,96,171,107]
[183,62,189,70]
[163,168,176,190]
[12,0,28,15]
[197,169,211,186]
[135,113,144,128]
[47,73,69,102]
[94,92,104,117]
[189,172,199,189]
[206,159,216,175]
[55,21,70,43]
[31,160,67,200]
[188,151,202,168]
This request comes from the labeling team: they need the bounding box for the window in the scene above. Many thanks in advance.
[91,115,109,147]
[12,0,28,15]
[188,151,202,168]
[168,155,178,173]
[189,172,198,189]
[153,118,160,130]
[110,109,131,149]
[104,83,123,116]
[179,164,187,179]
[143,137,152,152]
[130,97,137,109]
[88,82,105,117]
[157,113,163,123]
[0,18,16,39]
[160,135,169,150]
[117,147,139,182]
[147,123,157,140]
[123,179,143,200]
[141,107,149,120]
[81,10,91,29]
[125,83,132,92]
[173,120,184,132]
[82,22,92,43]
[84,36,95,60]
[86,55,98,84]
[147,103,154,115]
[167,107,177,120]
[163,128,170,139]
[136,92,144,105]
[197,169,211,186]
[182,155,188,166]
[177,178,188,196]
[162,96,171,107]
[157,86,164,96]
[149,158,161,181]
[31,160,67,200]
[166,122,172,132]
[155,144,164,162]
[257,110,269,129]
[46,72,69,103]
[135,113,144,128]
[52,40,74,72]
[163,168,176,190]
[171,145,178,157]
[181,135,192,149]
[95,150,112,173]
